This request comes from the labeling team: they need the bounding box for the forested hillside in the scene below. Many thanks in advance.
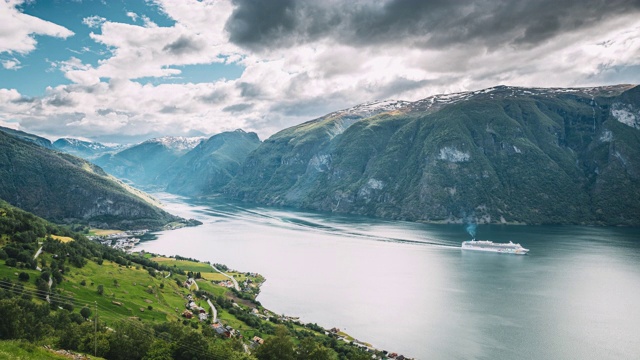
[226,85,640,226]
[0,131,179,229]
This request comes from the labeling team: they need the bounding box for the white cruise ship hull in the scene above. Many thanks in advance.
[461,240,529,255]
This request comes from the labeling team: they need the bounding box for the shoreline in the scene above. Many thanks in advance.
[134,248,413,360]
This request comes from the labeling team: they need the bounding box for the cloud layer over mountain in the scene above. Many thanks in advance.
[1,0,639,143]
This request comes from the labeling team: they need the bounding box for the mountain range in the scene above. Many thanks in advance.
[225,84,640,226]
[93,136,204,187]
[52,138,124,159]
[5,84,640,226]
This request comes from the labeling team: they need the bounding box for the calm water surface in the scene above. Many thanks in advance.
[135,193,640,360]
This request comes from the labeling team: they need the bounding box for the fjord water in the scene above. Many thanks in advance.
[136,194,640,360]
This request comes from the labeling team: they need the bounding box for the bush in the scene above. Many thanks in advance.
[97,285,104,295]
[5,258,17,267]
[18,272,30,282]
[80,307,92,320]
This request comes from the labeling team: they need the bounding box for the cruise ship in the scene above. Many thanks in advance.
[461,240,529,255]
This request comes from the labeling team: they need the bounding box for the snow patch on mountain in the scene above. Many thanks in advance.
[56,138,112,151]
[336,99,410,118]
[407,85,635,113]
[144,136,205,151]
[324,100,410,138]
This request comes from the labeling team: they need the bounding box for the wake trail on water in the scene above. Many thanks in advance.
[159,196,462,250]
[212,203,461,250]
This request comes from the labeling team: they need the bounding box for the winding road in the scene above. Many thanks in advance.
[206,299,218,323]
[210,265,240,291]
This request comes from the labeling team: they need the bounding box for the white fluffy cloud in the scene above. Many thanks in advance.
[0,0,73,54]
[2,0,640,143]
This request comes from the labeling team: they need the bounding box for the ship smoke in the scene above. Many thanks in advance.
[466,222,477,239]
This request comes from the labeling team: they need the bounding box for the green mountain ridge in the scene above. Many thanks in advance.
[225,84,640,226]
[0,131,179,229]
[93,136,203,186]
[0,126,54,149]
[162,130,262,196]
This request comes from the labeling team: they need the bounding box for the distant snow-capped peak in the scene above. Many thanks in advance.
[144,136,205,151]
[336,99,411,118]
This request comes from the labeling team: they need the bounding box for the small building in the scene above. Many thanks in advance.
[212,323,230,337]
[182,310,193,319]
[252,336,264,345]
[198,312,208,321]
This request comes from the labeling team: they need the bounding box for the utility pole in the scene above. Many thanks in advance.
[94,301,98,356]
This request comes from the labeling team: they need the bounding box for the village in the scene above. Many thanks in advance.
[87,230,149,251]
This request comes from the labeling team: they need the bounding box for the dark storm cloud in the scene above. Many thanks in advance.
[11,96,36,104]
[47,95,76,107]
[236,82,263,98]
[222,103,254,113]
[198,89,228,104]
[270,92,353,117]
[96,108,135,117]
[225,0,640,50]
[163,35,204,54]
[373,77,432,99]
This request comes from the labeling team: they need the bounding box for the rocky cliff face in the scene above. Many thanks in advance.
[0,131,180,229]
[225,85,640,226]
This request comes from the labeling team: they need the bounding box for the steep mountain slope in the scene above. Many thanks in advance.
[226,85,640,225]
[53,138,123,160]
[0,126,54,149]
[93,136,203,187]
[0,130,180,229]
[161,130,261,196]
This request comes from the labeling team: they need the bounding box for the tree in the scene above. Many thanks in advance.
[106,321,153,360]
[254,325,296,360]
[80,307,92,320]
[18,272,30,282]
[0,299,24,339]
[97,284,104,295]
[296,338,337,360]
[142,340,173,360]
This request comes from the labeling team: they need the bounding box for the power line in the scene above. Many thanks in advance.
[0,281,230,360]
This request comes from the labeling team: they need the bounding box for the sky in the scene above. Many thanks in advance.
[1,0,639,144]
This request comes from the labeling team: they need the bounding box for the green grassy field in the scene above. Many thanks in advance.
[56,259,191,324]
[88,229,123,236]
[0,340,105,360]
[152,257,216,274]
